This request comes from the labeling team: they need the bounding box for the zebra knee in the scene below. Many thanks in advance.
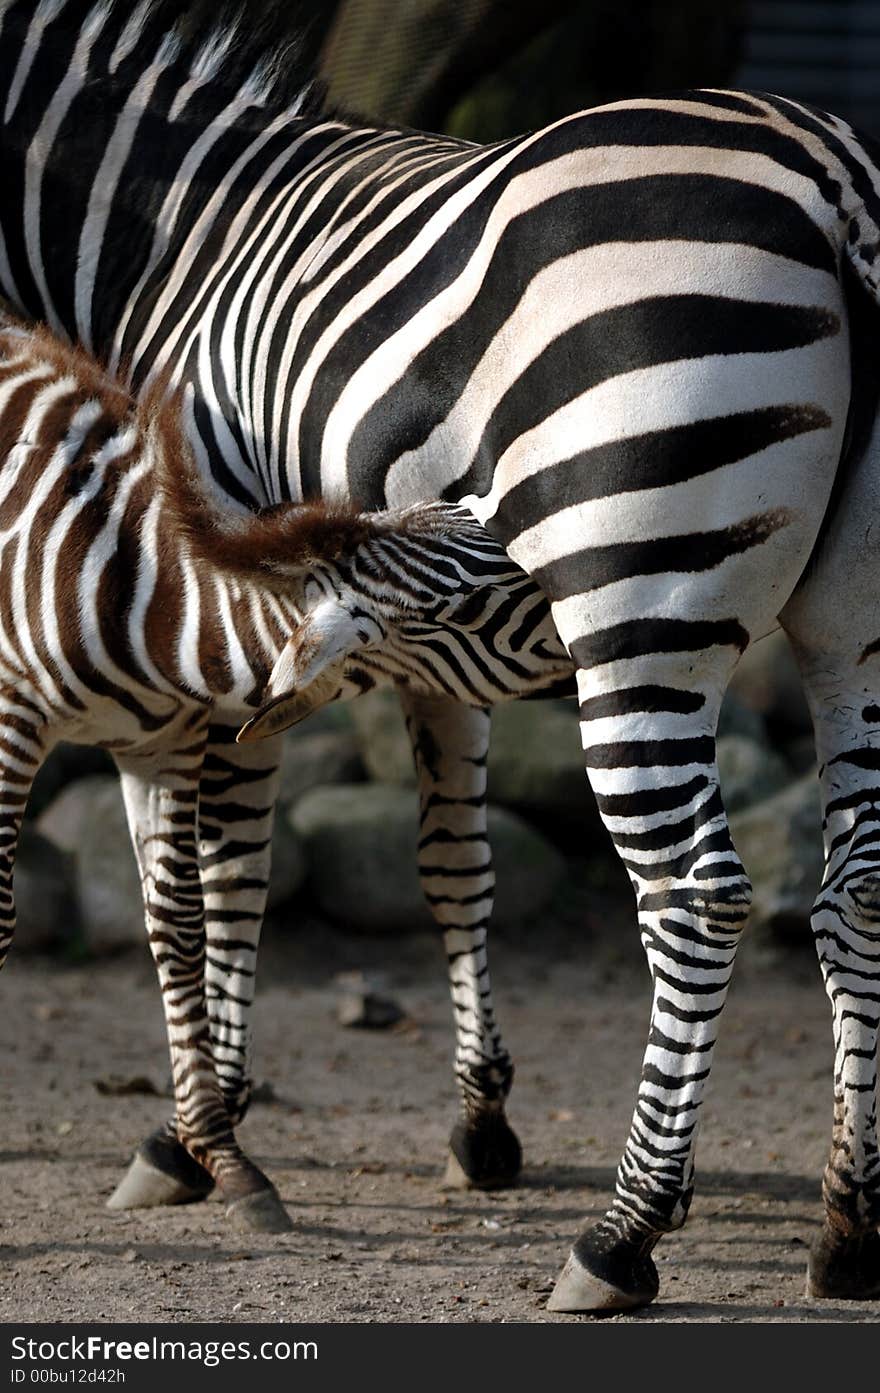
[814,866,880,963]
[640,867,752,940]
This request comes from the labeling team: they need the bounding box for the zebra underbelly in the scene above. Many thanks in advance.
[19,677,197,758]
[0,654,259,761]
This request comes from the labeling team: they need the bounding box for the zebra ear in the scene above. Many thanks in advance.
[237,599,373,742]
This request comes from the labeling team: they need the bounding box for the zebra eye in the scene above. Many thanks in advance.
[353,614,386,646]
[422,591,486,627]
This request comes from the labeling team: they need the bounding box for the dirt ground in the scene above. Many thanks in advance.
[0,888,878,1326]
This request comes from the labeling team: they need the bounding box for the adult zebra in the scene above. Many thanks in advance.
[1,0,880,1309]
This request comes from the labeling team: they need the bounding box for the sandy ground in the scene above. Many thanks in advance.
[0,889,878,1327]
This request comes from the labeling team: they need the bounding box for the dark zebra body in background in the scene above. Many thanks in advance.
[1,0,880,1307]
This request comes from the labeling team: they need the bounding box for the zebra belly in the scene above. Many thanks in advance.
[0,652,213,762]
[25,683,204,762]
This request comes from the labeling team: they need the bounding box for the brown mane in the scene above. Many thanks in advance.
[149,391,382,585]
[0,300,432,586]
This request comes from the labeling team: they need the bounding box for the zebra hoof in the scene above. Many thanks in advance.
[442,1116,522,1190]
[107,1150,213,1210]
[806,1226,880,1299]
[226,1185,293,1234]
[546,1231,659,1314]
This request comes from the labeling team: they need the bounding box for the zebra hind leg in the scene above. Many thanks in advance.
[112,723,283,1212]
[401,691,521,1189]
[549,657,749,1312]
[791,665,880,1300]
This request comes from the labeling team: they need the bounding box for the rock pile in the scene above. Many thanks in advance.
[22,631,822,954]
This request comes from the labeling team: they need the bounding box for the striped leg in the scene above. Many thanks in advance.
[107,723,290,1232]
[114,721,283,1211]
[785,657,880,1299]
[804,691,880,1298]
[549,651,750,1312]
[200,720,283,1122]
[782,413,880,1300]
[0,696,47,966]
[400,690,521,1188]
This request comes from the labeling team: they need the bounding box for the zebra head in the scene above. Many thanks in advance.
[235,501,572,741]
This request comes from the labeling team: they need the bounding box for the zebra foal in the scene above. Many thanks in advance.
[0,310,570,1230]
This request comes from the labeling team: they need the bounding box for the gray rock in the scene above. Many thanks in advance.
[349,689,601,833]
[276,729,366,811]
[287,703,356,737]
[717,690,767,744]
[729,630,811,736]
[716,734,790,815]
[731,771,824,941]
[25,741,115,820]
[488,699,596,824]
[291,783,566,932]
[38,776,143,949]
[782,733,817,776]
[14,824,79,951]
[266,813,308,910]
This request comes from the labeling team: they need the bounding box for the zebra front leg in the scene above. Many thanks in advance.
[789,667,880,1299]
[549,658,750,1312]
[114,721,283,1210]
[400,689,521,1189]
[107,731,291,1233]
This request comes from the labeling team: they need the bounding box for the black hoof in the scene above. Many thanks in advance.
[107,1127,214,1210]
[444,1115,522,1190]
[548,1227,659,1314]
[807,1226,880,1300]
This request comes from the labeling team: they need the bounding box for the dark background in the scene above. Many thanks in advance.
[294,0,878,140]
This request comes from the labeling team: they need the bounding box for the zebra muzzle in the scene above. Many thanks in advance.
[237,665,347,742]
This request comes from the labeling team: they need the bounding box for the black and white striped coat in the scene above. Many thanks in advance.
[2,0,880,1307]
